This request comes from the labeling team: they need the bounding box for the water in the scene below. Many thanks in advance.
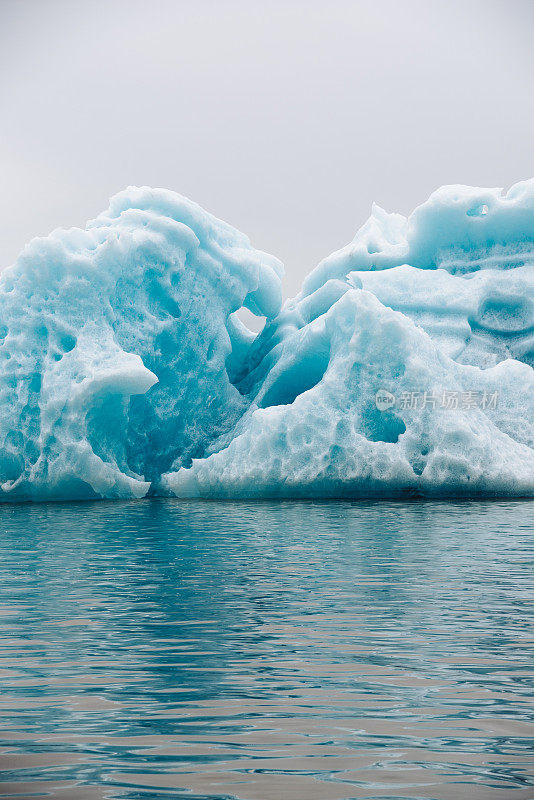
[0,499,532,800]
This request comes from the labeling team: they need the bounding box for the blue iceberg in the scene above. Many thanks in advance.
[1,182,533,500]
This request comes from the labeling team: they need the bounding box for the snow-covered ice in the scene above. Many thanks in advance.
[1,182,533,500]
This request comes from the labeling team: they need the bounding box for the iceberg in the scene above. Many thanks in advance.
[0,188,282,500]
[1,181,533,501]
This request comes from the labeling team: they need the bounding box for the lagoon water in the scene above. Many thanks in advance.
[0,499,532,800]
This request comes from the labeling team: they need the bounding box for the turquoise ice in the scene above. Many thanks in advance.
[0,182,533,500]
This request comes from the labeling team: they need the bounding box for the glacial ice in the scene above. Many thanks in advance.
[1,181,533,501]
[0,187,282,500]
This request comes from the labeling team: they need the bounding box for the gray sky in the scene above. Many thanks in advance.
[1,0,533,297]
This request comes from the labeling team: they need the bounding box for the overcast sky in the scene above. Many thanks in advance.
[1,0,533,296]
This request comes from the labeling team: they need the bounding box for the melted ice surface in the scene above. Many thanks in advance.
[1,182,533,500]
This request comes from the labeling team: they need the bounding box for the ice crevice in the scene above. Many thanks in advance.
[0,181,533,501]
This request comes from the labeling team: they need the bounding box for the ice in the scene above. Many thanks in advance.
[163,181,534,499]
[0,187,282,500]
[302,182,534,367]
[0,181,532,500]
[163,289,534,499]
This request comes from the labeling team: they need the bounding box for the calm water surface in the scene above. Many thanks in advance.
[0,499,532,800]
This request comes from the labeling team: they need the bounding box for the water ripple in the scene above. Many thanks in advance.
[0,499,532,799]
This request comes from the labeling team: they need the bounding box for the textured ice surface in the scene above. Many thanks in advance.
[164,290,534,498]
[1,181,533,500]
[164,181,534,499]
[0,187,282,500]
[301,182,534,368]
